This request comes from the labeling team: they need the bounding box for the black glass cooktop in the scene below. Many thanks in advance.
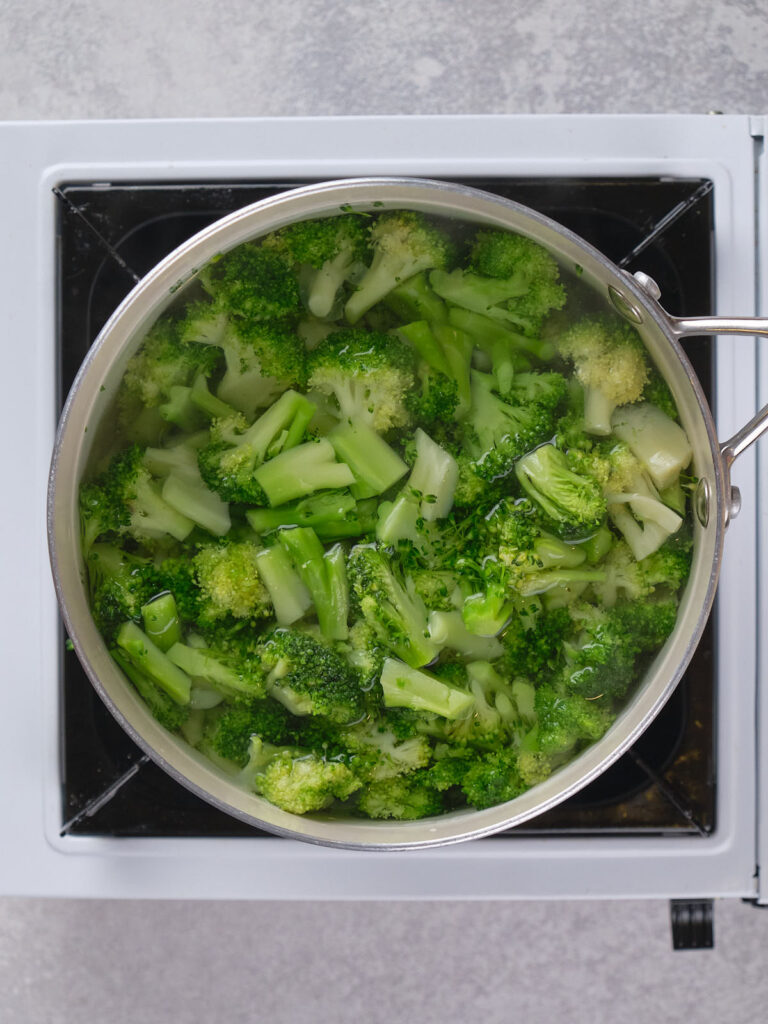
[56,177,716,838]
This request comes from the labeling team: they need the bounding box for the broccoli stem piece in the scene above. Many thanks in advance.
[189,373,239,421]
[141,593,182,652]
[427,610,505,660]
[246,490,362,539]
[161,472,231,537]
[116,621,192,705]
[277,527,349,640]
[111,650,189,732]
[327,420,409,496]
[166,642,258,698]
[396,321,452,378]
[253,546,313,625]
[380,658,474,719]
[253,439,356,507]
[407,428,459,521]
[611,402,693,491]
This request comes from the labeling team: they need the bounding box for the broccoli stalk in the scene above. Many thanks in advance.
[277,527,349,640]
[115,621,192,705]
[141,592,182,652]
[379,658,474,719]
[611,402,693,491]
[327,419,409,497]
[254,438,356,507]
[253,545,313,625]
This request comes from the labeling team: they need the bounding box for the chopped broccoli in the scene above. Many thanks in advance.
[345,211,454,324]
[192,539,272,621]
[277,527,349,640]
[554,315,649,436]
[80,444,195,548]
[515,444,606,539]
[463,371,564,482]
[258,627,365,724]
[264,213,370,318]
[525,684,615,756]
[197,389,316,504]
[199,243,302,323]
[111,649,190,733]
[203,700,293,766]
[355,771,445,820]
[240,737,362,813]
[611,401,693,491]
[307,328,417,432]
[85,544,158,640]
[347,545,438,667]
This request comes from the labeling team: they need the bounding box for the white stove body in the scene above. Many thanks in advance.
[2,114,765,900]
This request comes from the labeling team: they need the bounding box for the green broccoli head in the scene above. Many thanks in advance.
[515,444,606,539]
[463,371,564,482]
[429,228,566,338]
[199,242,302,323]
[264,213,371,319]
[554,314,649,435]
[529,684,616,756]
[80,445,194,549]
[307,327,417,432]
[347,544,438,668]
[85,544,158,640]
[259,628,366,724]
[204,699,293,766]
[345,211,455,324]
[355,771,445,820]
[248,743,362,814]
[193,540,272,622]
[118,316,222,422]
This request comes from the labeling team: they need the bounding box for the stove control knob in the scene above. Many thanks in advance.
[633,271,662,301]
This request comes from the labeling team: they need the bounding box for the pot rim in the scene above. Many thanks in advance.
[47,176,726,849]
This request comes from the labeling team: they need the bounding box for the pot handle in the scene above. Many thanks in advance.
[662,309,768,524]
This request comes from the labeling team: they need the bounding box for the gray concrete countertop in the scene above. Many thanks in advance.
[2,0,768,1021]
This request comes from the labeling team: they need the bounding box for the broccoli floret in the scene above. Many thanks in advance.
[118,316,221,424]
[307,328,417,432]
[199,243,302,323]
[84,544,158,640]
[345,211,454,324]
[445,661,519,748]
[203,700,293,765]
[264,214,371,318]
[80,445,195,548]
[554,315,649,436]
[461,748,526,809]
[347,545,438,668]
[242,738,362,813]
[193,539,272,621]
[525,684,615,756]
[342,618,387,688]
[258,627,365,725]
[196,389,316,504]
[355,771,444,820]
[563,598,678,701]
[430,230,565,339]
[515,443,606,539]
[408,568,461,612]
[405,362,461,429]
[500,603,571,686]
[341,719,432,782]
[463,371,563,482]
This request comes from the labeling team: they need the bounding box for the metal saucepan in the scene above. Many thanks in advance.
[47,178,768,849]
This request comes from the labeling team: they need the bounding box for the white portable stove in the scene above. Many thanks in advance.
[2,115,766,912]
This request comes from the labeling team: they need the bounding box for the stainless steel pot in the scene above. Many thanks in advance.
[47,178,768,849]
